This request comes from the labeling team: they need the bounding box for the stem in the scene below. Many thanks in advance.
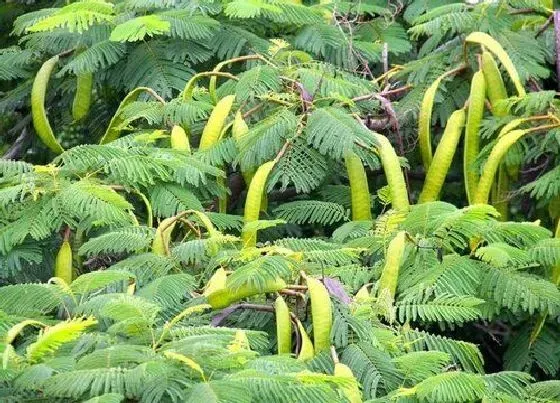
[182,72,239,101]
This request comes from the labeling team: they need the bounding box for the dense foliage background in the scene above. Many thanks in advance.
[1,0,560,402]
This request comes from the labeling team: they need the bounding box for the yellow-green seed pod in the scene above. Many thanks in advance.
[494,166,510,221]
[334,362,362,403]
[152,217,176,256]
[464,72,486,204]
[207,277,287,309]
[474,129,529,204]
[203,267,227,297]
[55,240,73,284]
[275,296,292,354]
[304,276,333,353]
[72,72,93,121]
[481,51,508,117]
[466,32,526,97]
[241,160,276,247]
[377,231,407,301]
[419,108,466,203]
[170,125,191,152]
[344,152,372,221]
[296,319,314,361]
[199,95,235,150]
[232,112,255,186]
[31,56,64,154]
[374,134,409,212]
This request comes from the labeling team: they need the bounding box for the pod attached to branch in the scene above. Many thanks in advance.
[344,152,372,221]
[72,72,93,121]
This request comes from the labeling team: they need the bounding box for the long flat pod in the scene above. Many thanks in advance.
[31,56,64,154]
[419,108,466,203]
[465,32,526,97]
[464,71,486,203]
[377,231,407,301]
[373,134,409,212]
[418,68,462,170]
[344,152,372,221]
[199,95,235,150]
[72,72,93,121]
[304,275,333,353]
[473,129,530,204]
[241,160,276,247]
[481,51,508,117]
[55,240,73,284]
[275,296,292,354]
[100,87,162,144]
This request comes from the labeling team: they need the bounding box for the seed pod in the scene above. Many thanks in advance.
[494,166,510,221]
[296,319,314,361]
[466,32,526,97]
[101,87,162,144]
[474,129,529,204]
[377,231,407,301]
[419,108,466,203]
[463,71,486,204]
[203,267,227,297]
[72,72,93,121]
[55,240,73,284]
[241,160,276,247]
[170,125,191,152]
[481,51,508,117]
[275,296,292,354]
[199,95,235,150]
[152,217,176,256]
[344,152,372,221]
[334,362,362,403]
[304,275,333,353]
[207,277,287,309]
[232,112,255,186]
[374,134,409,212]
[31,56,64,154]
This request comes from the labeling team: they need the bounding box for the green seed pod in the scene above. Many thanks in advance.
[72,72,93,121]
[466,32,525,97]
[199,95,235,150]
[419,108,466,203]
[334,362,362,403]
[31,56,64,154]
[207,277,287,309]
[203,267,227,297]
[55,240,73,284]
[232,112,255,186]
[152,217,176,256]
[464,71,486,203]
[170,125,191,152]
[344,152,372,221]
[241,160,276,247]
[474,129,529,204]
[275,296,292,354]
[304,275,333,353]
[481,51,508,117]
[377,231,407,301]
[296,319,314,361]
[374,134,409,212]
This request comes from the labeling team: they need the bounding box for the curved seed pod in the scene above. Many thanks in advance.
[232,112,255,186]
[296,319,314,361]
[152,217,176,256]
[419,108,466,203]
[31,56,64,154]
[55,240,73,284]
[377,231,407,301]
[374,134,409,212]
[275,296,292,354]
[199,95,235,150]
[304,275,333,353]
[207,277,287,309]
[241,160,276,247]
[170,125,191,152]
[494,166,509,221]
[481,51,508,117]
[203,267,227,297]
[344,152,372,221]
[474,129,529,204]
[466,32,526,97]
[72,72,93,121]
[101,87,163,144]
[464,72,486,203]
[334,362,362,403]
[418,69,458,170]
